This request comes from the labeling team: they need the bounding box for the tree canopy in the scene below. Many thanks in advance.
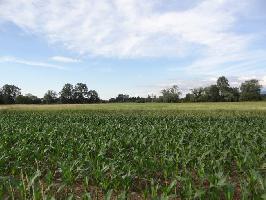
[43,90,58,104]
[0,84,21,104]
[0,77,264,104]
[240,79,262,101]
[160,85,181,103]
[60,83,74,103]
[185,76,240,102]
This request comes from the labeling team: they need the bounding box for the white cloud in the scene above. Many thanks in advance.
[0,0,253,58]
[238,75,266,87]
[0,56,65,69]
[51,56,80,63]
[0,0,265,82]
[238,76,258,81]
[185,49,266,75]
[140,74,266,97]
[261,76,266,87]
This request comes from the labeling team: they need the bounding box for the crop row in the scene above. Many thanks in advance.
[0,111,265,199]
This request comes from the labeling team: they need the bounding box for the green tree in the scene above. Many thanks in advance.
[1,84,21,104]
[224,87,240,102]
[184,93,193,102]
[240,79,262,101]
[205,85,220,102]
[216,76,240,102]
[88,90,100,103]
[16,94,41,104]
[190,87,205,102]
[217,76,230,90]
[0,89,3,104]
[217,76,230,101]
[60,83,74,103]
[161,85,181,103]
[209,85,219,102]
[116,94,129,102]
[43,90,58,104]
[73,83,89,103]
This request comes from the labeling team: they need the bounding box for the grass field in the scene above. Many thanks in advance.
[1,101,266,111]
[0,103,265,199]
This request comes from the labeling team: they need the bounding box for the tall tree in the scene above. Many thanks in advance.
[223,87,240,102]
[184,93,194,102]
[73,83,89,103]
[88,90,100,103]
[161,85,181,103]
[0,88,3,104]
[240,79,262,101]
[43,90,58,104]
[190,87,205,102]
[217,76,230,101]
[206,85,220,102]
[116,94,129,102]
[60,83,74,103]
[1,84,21,104]
[217,76,230,89]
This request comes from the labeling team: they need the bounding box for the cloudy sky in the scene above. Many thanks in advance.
[0,0,265,99]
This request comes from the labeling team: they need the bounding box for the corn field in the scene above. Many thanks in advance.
[0,110,265,199]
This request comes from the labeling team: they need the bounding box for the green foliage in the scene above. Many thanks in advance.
[205,85,220,102]
[0,109,265,199]
[217,76,230,96]
[160,85,181,103]
[88,90,100,103]
[43,90,58,104]
[240,79,262,101]
[0,84,21,104]
[59,83,100,104]
[60,83,74,104]
[186,76,240,102]
[0,91,3,104]
[74,83,89,103]
[0,76,264,105]
[16,94,41,104]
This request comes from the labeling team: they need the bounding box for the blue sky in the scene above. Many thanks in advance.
[0,0,265,99]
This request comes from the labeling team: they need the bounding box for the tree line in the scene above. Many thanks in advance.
[109,76,265,103]
[0,83,100,104]
[0,76,265,104]
[184,77,263,102]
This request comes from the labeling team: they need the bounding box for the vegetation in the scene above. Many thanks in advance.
[0,84,21,104]
[0,104,265,199]
[0,76,264,104]
[109,77,263,103]
[0,83,100,105]
[16,94,41,104]
[240,79,262,101]
[184,76,240,102]
[1,102,266,112]
[43,90,58,104]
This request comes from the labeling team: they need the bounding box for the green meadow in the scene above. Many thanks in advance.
[1,101,266,111]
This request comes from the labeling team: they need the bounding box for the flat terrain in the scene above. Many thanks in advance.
[0,103,265,199]
[1,101,266,111]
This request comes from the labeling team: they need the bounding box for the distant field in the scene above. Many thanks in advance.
[0,103,265,199]
[1,101,266,111]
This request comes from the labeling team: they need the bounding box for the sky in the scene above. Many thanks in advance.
[0,0,265,99]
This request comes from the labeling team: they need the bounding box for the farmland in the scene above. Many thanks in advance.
[0,103,265,199]
[1,101,266,111]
